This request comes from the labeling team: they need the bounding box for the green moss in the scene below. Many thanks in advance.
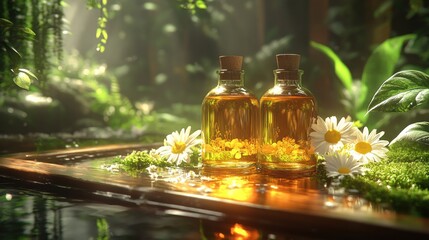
[114,150,172,174]
[112,146,202,176]
[387,141,429,163]
[360,160,429,189]
[316,157,328,184]
[341,141,429,216]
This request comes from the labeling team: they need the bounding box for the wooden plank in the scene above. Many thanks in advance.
[0,144,428,238]
[8,143,157,161]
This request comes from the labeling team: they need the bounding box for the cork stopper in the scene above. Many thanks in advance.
[276,54,300,70]
[219,55,243,70]
[275,54,301,80]
[219,55,243,80]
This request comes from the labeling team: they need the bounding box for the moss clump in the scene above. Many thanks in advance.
[115,150,173,174]
[112,146,202,176]
[316,157,329,183]
[386,141,429,163]
[341,141,429,216]
[359,160,429,189]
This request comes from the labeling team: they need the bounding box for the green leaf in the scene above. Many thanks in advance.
[408,0,423,18]
[98,17,106,27]
[310,41,353,91]
[0,18,13,28]
[102,29,108,40]
[96,28,102,38]
[5,44,22,67]
[390,122,429,145]
[361,34,416,110]
[367,70,429,112]
[97,44,105,53]
[86,0,97,8]
[18,27,36,36]
[102,8,108,18]
[196,0,207,9]
[374,1,392,18]
[17,27,36,39]
[19,68,38,80]
[13,72,32,90]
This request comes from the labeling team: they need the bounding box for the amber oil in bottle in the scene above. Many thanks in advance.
[202,56,259,174]
[260,54,317,177]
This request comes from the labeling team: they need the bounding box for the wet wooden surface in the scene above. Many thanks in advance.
[0,144,428,238]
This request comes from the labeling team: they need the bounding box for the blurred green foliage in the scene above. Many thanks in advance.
[311,34,416,126]
[0,192,29,239]
[0,0,428,144]
[48,50,201,133]
[0,18,37,90]
[0,0,211,136]
[96,218,110,240]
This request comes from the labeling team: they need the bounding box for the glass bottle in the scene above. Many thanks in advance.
[260,54,317,177]
[202,56,259,174]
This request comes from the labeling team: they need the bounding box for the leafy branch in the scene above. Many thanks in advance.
[0,18,37,90]
[87,0,109,53]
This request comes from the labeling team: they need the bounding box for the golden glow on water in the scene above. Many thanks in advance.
[260,95,316,174]
[211,222,260,240]
[230,224,250,238]
[208,176,255,202]
[202,95,259,169]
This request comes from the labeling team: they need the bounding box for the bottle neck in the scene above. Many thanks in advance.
[217,70,245,86]
[274,69,303,86]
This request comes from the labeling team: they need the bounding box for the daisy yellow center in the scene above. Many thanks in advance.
[171,141,187,154]
[338,167,351,174]
[324,130,341,144]
[355,142,372,154]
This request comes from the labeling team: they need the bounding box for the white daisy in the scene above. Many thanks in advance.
[156,126,201,165]
[350,127,389,163]
[325,152,364,178]
[310,116,357,154]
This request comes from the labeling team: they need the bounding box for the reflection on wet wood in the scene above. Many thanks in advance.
[17,143,160,164]
[0,144,428,238]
